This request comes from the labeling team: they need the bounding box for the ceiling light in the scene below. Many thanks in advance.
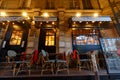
[43,13,49,17]
[0,12,6,16]
[93,13,98,17]
[76,13,81,17]
[22,12,28,17]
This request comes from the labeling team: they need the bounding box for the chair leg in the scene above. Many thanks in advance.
[77,64,81,71]
[67,66,69,74]
[13,67,16,76]
[13,64,16,76]
[16,64,22,75]
[28,70,31,76]
[41,70,43,75]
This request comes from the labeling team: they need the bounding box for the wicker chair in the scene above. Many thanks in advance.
[16,50,39,76]
[77,51,93,71]
[77,50,99,71]
[40,50,54,74]
[56,49,72,74]
[6,50,17,76]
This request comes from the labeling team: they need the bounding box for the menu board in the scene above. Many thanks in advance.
[100,38,119,52]
[100,38,120,73]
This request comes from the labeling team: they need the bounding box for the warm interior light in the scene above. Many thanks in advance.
[22,12,27,17]
[40,22,42,24]
[22,21,25,24]
[0,12,6,16]
[27,16,30,19]
[86,22,88,24]
[43,13,49,17]
[32,21,35,25]
[79,21,82,23]
[92,21,95,23]
[76,13,81,17]
[46,21,49,23]
[93,13,98,17]
[2,22,5,25]
[7,21,10,23]
[99,21,102,24]
[73,22,76,24]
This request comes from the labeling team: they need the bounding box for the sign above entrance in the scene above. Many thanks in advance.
[34,16,57,21]
[72,16,112,21]
[0,16,25,21]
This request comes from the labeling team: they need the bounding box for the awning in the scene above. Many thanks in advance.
[72,16,112,22]
[34,16,57,21]
[0,16,25,21]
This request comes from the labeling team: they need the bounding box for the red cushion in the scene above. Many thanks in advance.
[117,49,120,56]
[73,50,77,59]
[63,52,66,60]
[32,50,39,64]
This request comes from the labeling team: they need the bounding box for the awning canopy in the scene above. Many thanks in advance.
[0,16,25,21]
[34,16,58,21]
[72,16,112,22]
[34,16,58,28]
[70,16,112,29]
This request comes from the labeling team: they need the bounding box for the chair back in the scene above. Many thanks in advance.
[40,50,49,64]
[6,50,17,63]
[7,50,17,59]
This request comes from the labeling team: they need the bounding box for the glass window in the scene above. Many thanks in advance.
[82,0,93,9]
[73,29,99,45]
[46,0,54,9]
[45,30,55,46]
[10,30,23,45]
[69,0,80,9]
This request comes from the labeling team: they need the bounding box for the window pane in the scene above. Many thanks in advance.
[45,30,55,46]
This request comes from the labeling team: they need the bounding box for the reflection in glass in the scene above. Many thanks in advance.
[75,35,99,45]
[10,30,23,45]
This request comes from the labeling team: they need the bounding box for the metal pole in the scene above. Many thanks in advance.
[91,54,100,80]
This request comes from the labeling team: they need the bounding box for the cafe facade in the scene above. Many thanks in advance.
[0,0,120,79]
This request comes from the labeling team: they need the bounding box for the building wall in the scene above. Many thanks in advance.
[0,0,120,55]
